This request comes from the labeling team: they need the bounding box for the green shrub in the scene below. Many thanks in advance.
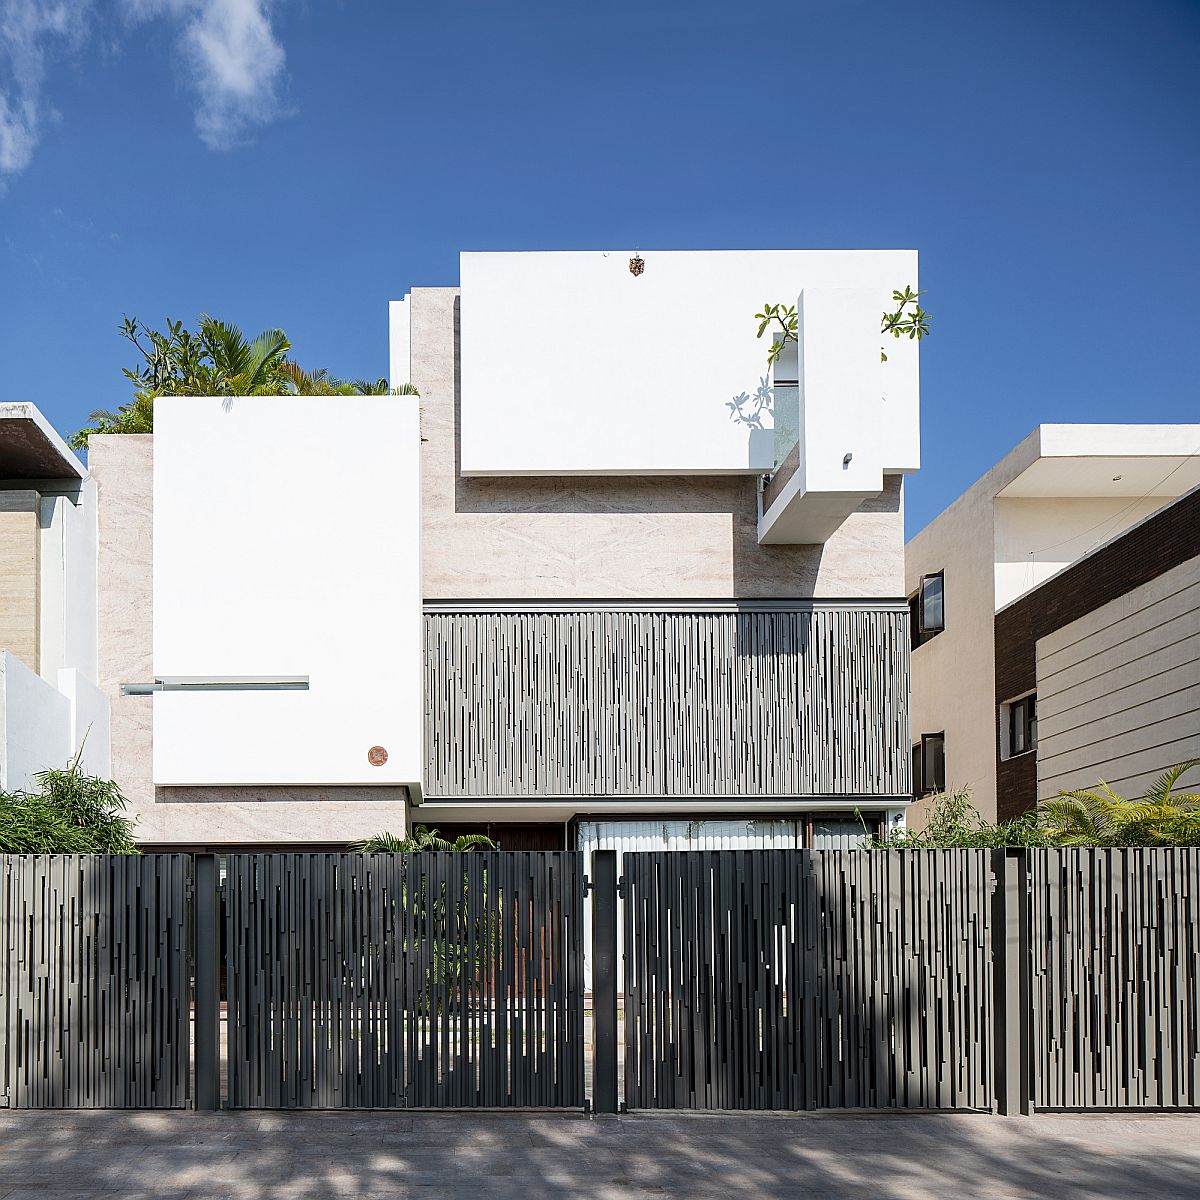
[864,789,1053,849]
[0,760,139,854]
[868,760,1200,850]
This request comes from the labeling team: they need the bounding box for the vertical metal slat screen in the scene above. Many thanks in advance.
[1029,848,1200,1110]
[424,607,911,799]
[0,855,192,1109]
[224,852,585,1109]
[621,849,993,1111]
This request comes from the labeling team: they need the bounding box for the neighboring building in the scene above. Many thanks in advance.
[7,249,923,852]
[906,425,1200,824]
[994,484,1200,819]
[0,403,110,792]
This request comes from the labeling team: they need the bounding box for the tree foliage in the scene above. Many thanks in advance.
[0,758,139,854]
[755,286,932,368]
[864,789,1053,850]
[867,762,1200,850]
[350,824,497,853]
[69,314,420,449]
[1040,760,1200,847]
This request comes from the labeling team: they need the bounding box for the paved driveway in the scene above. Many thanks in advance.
[1,1110,1198,1199]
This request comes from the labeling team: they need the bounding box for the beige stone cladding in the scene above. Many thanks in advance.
[411,287,905,601]
[0,497,40,672]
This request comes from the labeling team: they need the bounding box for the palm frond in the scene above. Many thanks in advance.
[1142,759,1200,807]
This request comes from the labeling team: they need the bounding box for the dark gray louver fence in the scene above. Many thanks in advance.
[620,849,993,1111]
[1029,848,1200,1109]
[0,855,191,1109]
[424,606,911,798]
[223,852,585,1109]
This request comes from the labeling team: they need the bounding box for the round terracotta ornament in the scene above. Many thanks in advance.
[367,745,388,767]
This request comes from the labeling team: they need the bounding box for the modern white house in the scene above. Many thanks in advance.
[906,424,1200,824]
[3,249,924,854]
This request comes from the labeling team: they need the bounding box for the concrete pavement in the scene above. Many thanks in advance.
[1,1109,1198,1199]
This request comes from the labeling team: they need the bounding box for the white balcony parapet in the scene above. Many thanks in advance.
[758,287,920,544]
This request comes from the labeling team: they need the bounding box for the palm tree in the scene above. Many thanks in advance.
[350,824,495,853]
[1040,759,1200,846]
[70,315,420,449]
[190,318,291,395]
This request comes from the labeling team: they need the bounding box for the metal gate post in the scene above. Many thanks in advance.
[590,850,619,1114]
[992,848,1032,1115]
[194,854,221,1110]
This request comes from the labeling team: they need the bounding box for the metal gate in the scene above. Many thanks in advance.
[223,852,585,1109]
[619,849,994,1111]
[0,855,192,1109]
[1029,848,1200,1109]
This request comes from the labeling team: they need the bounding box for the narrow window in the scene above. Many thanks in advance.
[1003,694,1037,759]
[921,571,945,634]
[909,570,945,648]
[914,732,946,796]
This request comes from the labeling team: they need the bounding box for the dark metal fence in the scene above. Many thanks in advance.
[223,852,585,1109]
[0,855,191,1109]
[619,850,993,1111]
[1029,848,1200,1110]
[3,848,1199,1113]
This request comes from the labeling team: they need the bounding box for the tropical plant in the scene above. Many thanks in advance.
[863,788,1052,850]
[0,755,139,853]
[1040,760,1200,847]
[755,286,932,368]
[350,824,496,853]
[69,315,419,448]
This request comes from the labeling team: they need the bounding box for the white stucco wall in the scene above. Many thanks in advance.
[1036,554,1200,802]
[57,667,111,780]
[152,395,423,789]
[905,471,1004,822]
[38,478,99,685]
[456,250,919,478]
[993,495,1168,610]
[0,649,71,792]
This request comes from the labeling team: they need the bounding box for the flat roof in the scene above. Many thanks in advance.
[996,424,1200,499]
[0,403,87,481]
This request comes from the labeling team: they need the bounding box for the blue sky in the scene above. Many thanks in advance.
[1,0,1197,536]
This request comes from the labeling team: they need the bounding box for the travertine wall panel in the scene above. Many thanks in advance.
[412,289,904,601]
[0,503,40,672]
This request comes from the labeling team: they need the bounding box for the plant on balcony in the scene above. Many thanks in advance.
[69,314,419,449]
[0,757,139,853]
[755,286,932,367]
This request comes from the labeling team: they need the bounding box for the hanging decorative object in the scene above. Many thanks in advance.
[629,252,645,277]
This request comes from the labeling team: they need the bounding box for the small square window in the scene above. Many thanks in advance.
[1002,694,1037,759]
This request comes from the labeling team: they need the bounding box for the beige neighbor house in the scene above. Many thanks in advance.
[5,249,925,855]
[905,424,1200,826]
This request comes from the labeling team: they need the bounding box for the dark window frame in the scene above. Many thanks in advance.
[912,731,946,796]
[1002,693,1037,760]
[909,570,945,648]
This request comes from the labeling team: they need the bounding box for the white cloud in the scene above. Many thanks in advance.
[123,0,287,150]
[0,1,93,174]
[0,0,287,178]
